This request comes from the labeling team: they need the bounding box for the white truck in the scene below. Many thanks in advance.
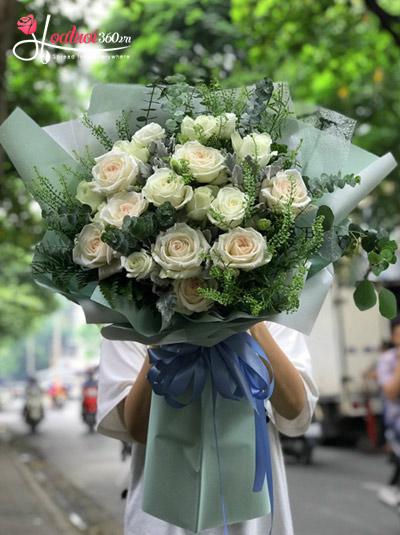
[306,284,391,442]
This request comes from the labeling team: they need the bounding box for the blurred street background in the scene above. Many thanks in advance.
[1,0,400,534]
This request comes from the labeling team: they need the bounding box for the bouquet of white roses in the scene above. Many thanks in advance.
[0,77,397,532]
[73,105,325,321]
[1,78,395,347]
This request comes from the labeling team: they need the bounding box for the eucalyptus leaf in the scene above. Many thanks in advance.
[379,288,397,320]
[317,205,334,231]
[353,280,377,311]
[318,228,342,262]
[231,164,244,187]
[361,232,378,252]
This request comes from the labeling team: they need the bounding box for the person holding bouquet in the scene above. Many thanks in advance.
[97,321,318,535]
[1,77,397,534]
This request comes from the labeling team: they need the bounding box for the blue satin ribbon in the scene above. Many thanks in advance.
[148,332,275,532]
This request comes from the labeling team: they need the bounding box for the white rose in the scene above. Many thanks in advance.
[181,115,218,141]
[72,222,113,268]
[113,139,149,163]
[260,169,311,213]
[132,122,165,146]
[142,168,193,210]
[216,113,237,138]
[174,277,215,315]
[207,186,248,230]
[121,250,154,279]
[92,150,139,195]
[152,222,210,279]
[210,227,271,271]
[92,201,106,222]
[97,191,148,228]
[186,185,218,221]
[173,141,226,184]
[75,180,104,211]
[231,132,277,167]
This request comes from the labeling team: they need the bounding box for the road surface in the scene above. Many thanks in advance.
[1,399,399,535]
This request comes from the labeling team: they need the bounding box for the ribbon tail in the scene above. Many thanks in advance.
[253,399,274,534]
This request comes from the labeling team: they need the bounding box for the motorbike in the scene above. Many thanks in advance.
[82,385,98,433]
[23,395,44,434]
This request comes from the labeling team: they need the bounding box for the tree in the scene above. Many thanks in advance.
[0,2,85,376]
[93,0,236,82]
[97,0,400,227]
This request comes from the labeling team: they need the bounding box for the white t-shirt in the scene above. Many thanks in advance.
[97,322,318,535]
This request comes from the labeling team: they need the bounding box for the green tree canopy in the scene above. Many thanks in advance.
[97,0,400,226]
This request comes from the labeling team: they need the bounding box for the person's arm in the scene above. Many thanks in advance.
[118,353,152,444]
[250,322,306,420]
[382,352,400,401]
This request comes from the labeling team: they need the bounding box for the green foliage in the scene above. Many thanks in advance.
[367,240,398,276]
[155,202,178,229]
[94,0,237,83]
[2,0,400,362]
[244,78,274,131]
[199,79,249,119]
[0,243,57,345]
[256,218,272,231]
[42,204,92,239]
[122,213,159,241]
[365,236,397,276]
[0,2,88,364]
[318,228,343,262]
[259,82,292,139]
[116,109,133,139]
[200,207,324,315]
[137,83,162,125]
[160,75,198,132]
[242,158,260,220]
[200,266,239,306]
[31,166,73,212]
[379,288,397,320]
[268,203,295,253]
[170,159,194,184]
[95,0,400,227]
[349,225,398,276]
[99,272,153,309]
[72,148,96,176]
[82,113,113,150]
[102,203,177,255]
[304,172,361,199]
[101,226,139,256]
[353,280,377,311]
[33,236,97,291]
[30,166,92,238]
[317,205,334,231]
[99,275,135,309]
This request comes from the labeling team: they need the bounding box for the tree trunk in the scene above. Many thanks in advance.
[0,0,18,176]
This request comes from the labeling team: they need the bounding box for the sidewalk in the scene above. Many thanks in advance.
[0,428,77,535]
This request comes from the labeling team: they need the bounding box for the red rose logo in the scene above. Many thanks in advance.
[17,14,37,35]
